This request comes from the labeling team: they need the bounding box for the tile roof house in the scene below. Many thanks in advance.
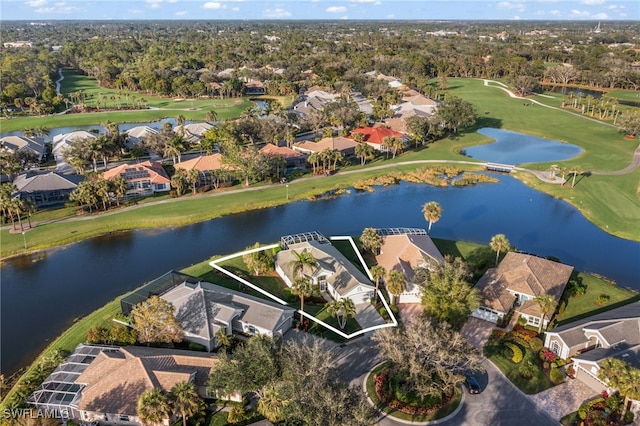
[0,135,46,161]
[544,301,640,394]
[472,252,574,328]
[174,154,234,188]
[162,280,295,351]
[349,126,407,152]
[392,94,439,119]
[29,344,217,425]
[259,143,307,169]
[292,137,358,157]
[174,122,213,144]
[13,171,84,208]
[375,232,444,304]
[52,131,96,162]
[244,80,266,95]
[124,126,158,150]
[275,240,375,305]
[101,161,170,195]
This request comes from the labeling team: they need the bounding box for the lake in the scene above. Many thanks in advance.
[464,128,583,165]
[2,176,639,377]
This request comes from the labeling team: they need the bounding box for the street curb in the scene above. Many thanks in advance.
[362,362,466,425]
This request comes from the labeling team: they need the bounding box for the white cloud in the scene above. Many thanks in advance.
[550,9,561,16]
[25,0,47,6]
[592,12,609,18]
[580,0,605,5]
[263,7,291,17]
[232,6,239,11]
[203,1,225,9]
[386,13,394,18]
[34,4,79,13]
[175,10,187,15]
[351,0,376,2]
[128,8,143,14]
[326,6,346,12]
[511,15,521,19]
[496,1,526,11]
[375,1,381,4]
[167,0,178,3]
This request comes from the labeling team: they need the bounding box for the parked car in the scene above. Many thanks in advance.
[465,374,481,394]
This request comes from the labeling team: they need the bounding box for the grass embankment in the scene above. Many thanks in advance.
[0,162,488,258]
[554,273,640,326]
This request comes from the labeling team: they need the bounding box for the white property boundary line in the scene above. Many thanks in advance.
[209,236,398,340]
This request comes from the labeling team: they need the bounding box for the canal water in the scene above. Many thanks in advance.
[2,175,639,376]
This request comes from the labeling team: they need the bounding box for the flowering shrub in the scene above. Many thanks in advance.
[540,349,558,363]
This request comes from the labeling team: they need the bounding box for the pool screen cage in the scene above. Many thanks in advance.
[120,270,199,316]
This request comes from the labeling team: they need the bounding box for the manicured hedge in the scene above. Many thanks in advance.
[505,342,524,364]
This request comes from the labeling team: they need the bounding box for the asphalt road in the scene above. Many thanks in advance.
[329,334,559,426]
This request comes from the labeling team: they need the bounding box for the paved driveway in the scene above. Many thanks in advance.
[530,378,597,421]
[460,317,496,351]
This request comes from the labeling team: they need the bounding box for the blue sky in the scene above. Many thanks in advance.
[2,0,638,21]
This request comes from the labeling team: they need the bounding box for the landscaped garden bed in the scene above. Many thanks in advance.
[483,326,557,394]
[366,362,462,422]
[560,392,635,426]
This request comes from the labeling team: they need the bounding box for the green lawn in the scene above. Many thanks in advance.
[554,273,640,326]
[483,336,555,395]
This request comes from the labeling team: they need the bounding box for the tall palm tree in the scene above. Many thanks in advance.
[386,270,406,305]
[171,381,204,426]
[569,165,583,188]
[111,176,128,207]
[288,249,318,278]
[598,358,640,412]
[490,234,511,266]
[325,298,356,329]
[369,265,386,303]
[355,142,374,166]
[533,293,557,333]
[187,169,200,196]
[291,276,314,324]
[422,201,443,234]
[360,227,382,254]
[205,110,218,123]
[215,327,232,351]
[137,388,171,426]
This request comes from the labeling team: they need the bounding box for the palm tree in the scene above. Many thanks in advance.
[325,298,356,329]
[386,270,406,305]
[369,265,386,303]
[187,169,200,196]
[291,276,314,323]
[307,152,319,175]
[569,165,583,188]
[533,293,557,333]
[360,227,382,254]
[205,110,218,123]
[137,388,171,426]
[490,234,511,266]
[598,358,640,412]
[215,327,232,351]
[171,381,204,426]
[111,176,128,207]
[355,142,374,166]
[422,201,443,234]
[288,248,318,278]
[257,383,289,423]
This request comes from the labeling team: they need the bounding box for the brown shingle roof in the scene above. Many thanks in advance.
[375,234,444,283]
[293,137,357,153]
[174,154,230,172]
[76,347,215,417]
[260,143,306,160]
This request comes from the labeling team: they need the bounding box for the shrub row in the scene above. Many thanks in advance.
[504,342,524,364]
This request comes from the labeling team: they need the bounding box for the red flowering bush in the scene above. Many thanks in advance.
[541,349,558,363]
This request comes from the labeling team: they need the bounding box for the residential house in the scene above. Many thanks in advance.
[374,230,444,304]
[52,131,96,163]
[350,92,373,115]
[544,301,640,396]
[0,135,46,161]
[101,161,170,195]
[392,94,439,119]
[291,89,336,117]
[292,137,358,157]
[161,279,295,351]
[244,80,266,96]
[350,126,407,152]
[13,171,84,208]
[28,344,217,425]
[174,153,234,187]
[124,126,158,150]
[174,122,213,144]
[472,252,574,327]
[381,118,408,134]
[260,143,307,170]
[275,238,375,304]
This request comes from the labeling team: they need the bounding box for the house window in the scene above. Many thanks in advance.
[120,415,129,422]
[247,325,257,334]
[156,184,166,190]
[528,316,540,326]
[318,277,327,291]
[551,340,561,356]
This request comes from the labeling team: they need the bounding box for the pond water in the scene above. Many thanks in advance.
[464,128,583,165]
[2,176,639,376]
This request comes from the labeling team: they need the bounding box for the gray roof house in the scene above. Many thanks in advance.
[275,239,375,305]
[52,131,96,163]
[161,279,295,351]
[13,171,84,208]
[173,122,213,144]
[0,135,46,161]
[544,301,640,393]
[124,126,158,150]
